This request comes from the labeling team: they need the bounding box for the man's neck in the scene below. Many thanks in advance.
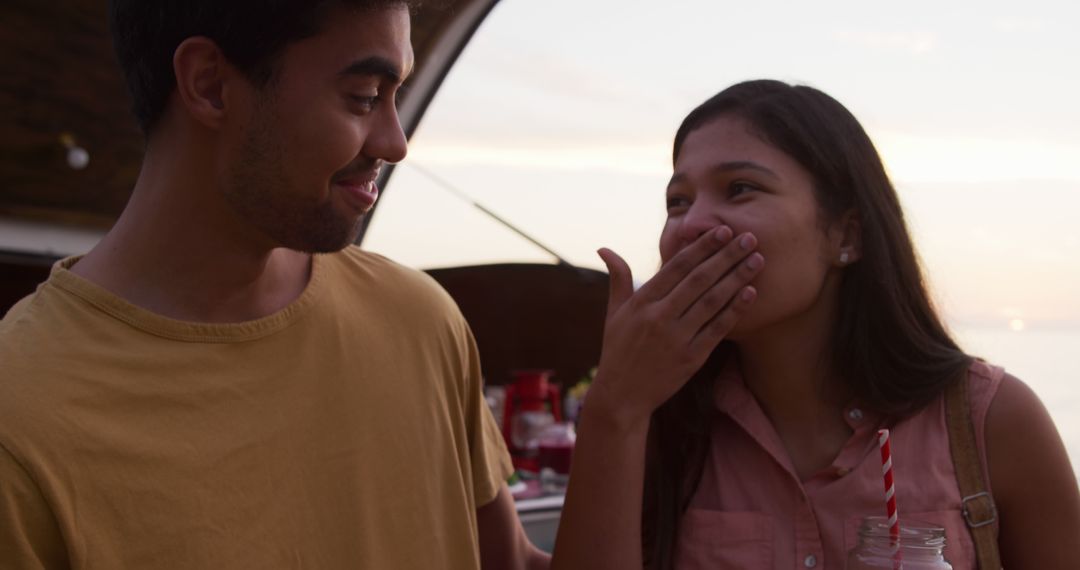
[71,143,313,323]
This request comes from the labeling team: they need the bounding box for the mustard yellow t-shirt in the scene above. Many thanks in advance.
[0,248,512,569]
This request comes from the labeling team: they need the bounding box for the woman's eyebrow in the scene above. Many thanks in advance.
[711,160,780,180]
[668,160,780,190]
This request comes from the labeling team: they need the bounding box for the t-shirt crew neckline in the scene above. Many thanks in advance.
[47,253,327,344]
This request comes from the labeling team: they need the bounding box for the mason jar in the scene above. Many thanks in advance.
[847,516,953,569]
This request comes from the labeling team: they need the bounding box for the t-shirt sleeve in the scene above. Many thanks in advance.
[0,442,69,569]
[473,398,514,507]
[458,323,513,508]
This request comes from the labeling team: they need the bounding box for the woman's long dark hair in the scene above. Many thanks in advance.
[641,80,972,569]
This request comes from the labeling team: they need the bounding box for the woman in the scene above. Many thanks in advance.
[552,80,1079,569]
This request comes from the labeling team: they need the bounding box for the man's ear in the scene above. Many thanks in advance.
[172,37,237,130]
[832,209,862,267]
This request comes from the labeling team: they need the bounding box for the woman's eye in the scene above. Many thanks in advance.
[666,196,690,212]
[730,181,759,197]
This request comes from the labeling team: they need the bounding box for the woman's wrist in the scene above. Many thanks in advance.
[579,376,653,436]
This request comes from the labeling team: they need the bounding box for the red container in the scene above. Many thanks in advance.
[538,439,574,474]
[502,370,562,472]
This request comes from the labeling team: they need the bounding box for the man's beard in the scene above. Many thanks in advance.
[223,104,363,253]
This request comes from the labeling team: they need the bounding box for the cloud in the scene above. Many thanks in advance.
[874,131,1080,184]
[407,141,672,176]
[992,17,1046,33]
[831,30,937,54]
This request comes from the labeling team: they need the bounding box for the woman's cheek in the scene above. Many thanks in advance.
[658,226,679,264]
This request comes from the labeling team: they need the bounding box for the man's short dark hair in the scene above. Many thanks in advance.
[108,0,412,135]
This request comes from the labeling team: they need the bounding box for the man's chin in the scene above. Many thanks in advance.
[294,234,361,254]
[273,219,364,254]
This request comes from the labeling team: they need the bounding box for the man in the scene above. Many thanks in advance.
[0,1,549,568]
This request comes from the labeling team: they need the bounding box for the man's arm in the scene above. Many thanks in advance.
[477,483,551,570]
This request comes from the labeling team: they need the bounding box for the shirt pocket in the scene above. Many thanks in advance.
[843,510,976,570]
[674,510,773,570]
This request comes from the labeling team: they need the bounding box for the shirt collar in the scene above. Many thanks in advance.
[712,355,884,483]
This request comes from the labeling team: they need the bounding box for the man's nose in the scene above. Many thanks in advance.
[364,105,408,164]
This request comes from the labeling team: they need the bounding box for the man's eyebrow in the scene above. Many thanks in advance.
[338,56,404,83]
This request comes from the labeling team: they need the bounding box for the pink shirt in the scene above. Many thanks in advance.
[675,360,1003,570]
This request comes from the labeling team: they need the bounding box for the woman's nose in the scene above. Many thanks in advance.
[677,202,726,245]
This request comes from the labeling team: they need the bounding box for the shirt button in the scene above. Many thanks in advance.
[848,408,864,421]
[804,554,818,568]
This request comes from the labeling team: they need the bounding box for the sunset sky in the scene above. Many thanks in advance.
[365,0,1080,330]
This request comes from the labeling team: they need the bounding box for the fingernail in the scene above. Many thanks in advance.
[739,234,756,250]
[746,253,764,270]
[740,287,756,302]
[714,226,733,242]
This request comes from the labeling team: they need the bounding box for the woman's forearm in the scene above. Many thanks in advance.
[550,391,650,570]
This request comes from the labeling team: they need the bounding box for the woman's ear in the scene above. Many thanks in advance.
[171,36,233,130]
[833,209,862,267]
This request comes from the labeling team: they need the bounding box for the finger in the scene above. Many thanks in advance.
[689,285,757,353]
[678,251,763,333]
[638,226,733,301]
[597,248,634,315]
[663,232,758,318]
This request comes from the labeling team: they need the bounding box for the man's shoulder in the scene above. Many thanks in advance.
[0,288,55,366]
[0,274,115,404]
[1,290,38,332]
[0,289,64,441]
[327,246,455,307]
[2,259,88,343]
[332,246,420,276]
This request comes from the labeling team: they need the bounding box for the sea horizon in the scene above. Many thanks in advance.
[952,323,1080,476]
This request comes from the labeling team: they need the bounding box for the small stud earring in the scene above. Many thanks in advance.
[839,252,850,264]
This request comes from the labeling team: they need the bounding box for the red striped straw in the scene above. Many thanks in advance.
[877,429,903,569]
